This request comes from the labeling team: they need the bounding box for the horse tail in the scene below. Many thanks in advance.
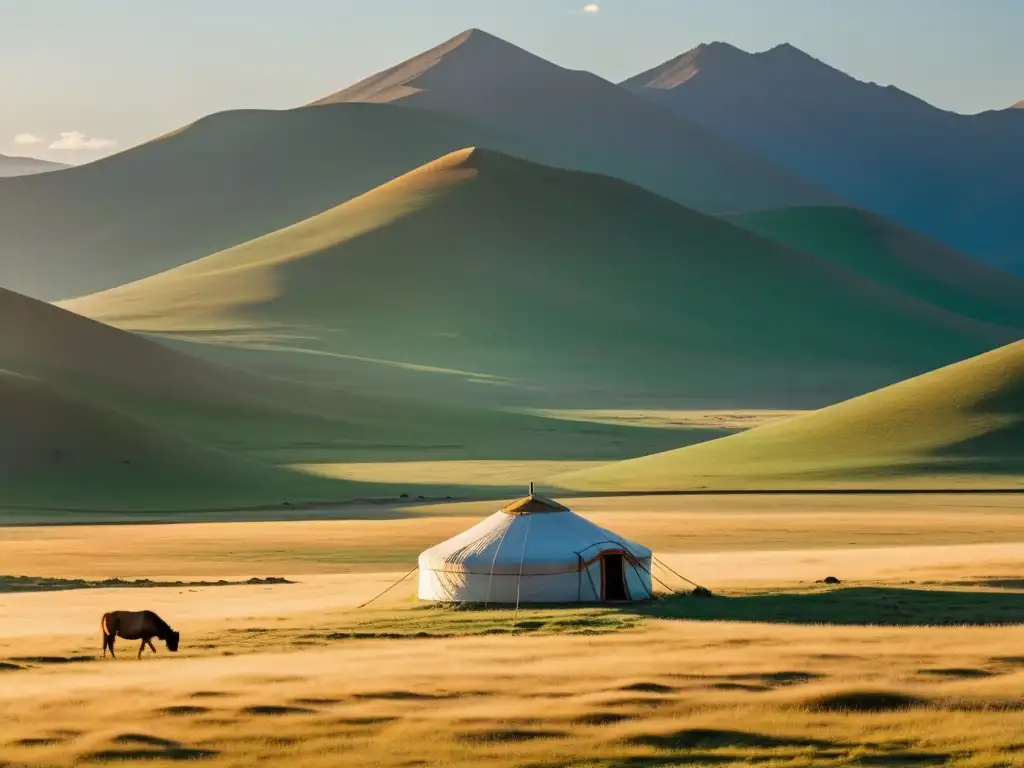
[101,612,113,657]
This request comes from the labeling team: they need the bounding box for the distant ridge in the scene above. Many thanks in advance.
[312,28,841,216]
[0,153,68,178]
[623,41,1024,273]
[553,339,1024,492]
[63,147,1014,407]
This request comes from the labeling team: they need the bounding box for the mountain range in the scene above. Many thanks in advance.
[623,41,1024,273]
[314,29,840,215]
[2,29,1019,304]
[3,27,1023,511]
[62,148,1021,409]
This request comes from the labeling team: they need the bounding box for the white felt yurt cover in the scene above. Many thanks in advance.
[417,494,653,603]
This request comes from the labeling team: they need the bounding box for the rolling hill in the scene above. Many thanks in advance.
[727,207,1024,328]
[0,103,534,300]
[623,42,1024,273]
[0,153,67,177]
[0,284,415,464]
[62,148,1017,409]
[0,369,352,511]
[1,284,692,481]
[313,28,840,216]
[553,340,1024,492]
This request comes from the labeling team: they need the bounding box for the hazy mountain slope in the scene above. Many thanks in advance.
[3,283,682,467]
[728,207,1024,327]
[0,103,533,300]
[314,29,840,216]
[0,370,353,511]
[623,43,1024,273]
[0,283,388,459]
[63,148,1014,408]
[553,340,1024,492]
[0,153,68,177]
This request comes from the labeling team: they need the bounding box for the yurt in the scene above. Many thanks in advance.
[418,489,653,604]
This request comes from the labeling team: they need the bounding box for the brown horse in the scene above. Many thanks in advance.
[101,611,180,659]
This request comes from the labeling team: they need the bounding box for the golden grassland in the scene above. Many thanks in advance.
[3,494,1024,767]
[6,494,1024,578]
[4,620,1024,768]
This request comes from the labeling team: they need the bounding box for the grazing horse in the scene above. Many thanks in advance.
[101,610,180,659]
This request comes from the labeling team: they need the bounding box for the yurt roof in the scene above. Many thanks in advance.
[419,504,652,576]
[500,494,570,515]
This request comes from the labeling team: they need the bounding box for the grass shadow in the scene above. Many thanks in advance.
[625,728,837,750]
[0,575,293,594]
[238,705,315,716]
[634,587,1024,626]
[82,734,218,762]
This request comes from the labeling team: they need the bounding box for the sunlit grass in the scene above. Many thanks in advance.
[3,495,1024,767]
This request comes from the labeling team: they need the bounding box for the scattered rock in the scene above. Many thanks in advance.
[819,576,841,584]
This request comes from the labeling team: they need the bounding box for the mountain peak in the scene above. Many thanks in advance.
[622,41,751,90]
[455,27,501,42]
[313,28,563,105]
[766,42,809,56]
[1012,100,1024,109]
[622,40,841,92]
[409,146,548,180]
[695,41,747,55]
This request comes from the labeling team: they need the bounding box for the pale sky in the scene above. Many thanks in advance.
[3,0,1021,163]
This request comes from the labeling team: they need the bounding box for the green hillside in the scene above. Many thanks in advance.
[0,103,533,300]
[0,282,373,458]
[553,340,1024,492]
[0,280,700,513]
[1,284,690,470]
[0,370,355,511]
[62,148,1015,410]
[728,206,1024,328]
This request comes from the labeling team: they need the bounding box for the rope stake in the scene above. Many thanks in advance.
[349,566,419,612]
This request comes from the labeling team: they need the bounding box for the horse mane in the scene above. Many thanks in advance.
[146,610,174,635]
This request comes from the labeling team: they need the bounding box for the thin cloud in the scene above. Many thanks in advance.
[49,131,118,151]
[583,3,601,12]
[13,133,42,145]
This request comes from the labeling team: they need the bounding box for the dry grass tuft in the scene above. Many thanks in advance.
[804,690,930,713]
